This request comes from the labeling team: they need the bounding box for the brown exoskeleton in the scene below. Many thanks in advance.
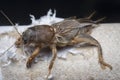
[14,12,112,79]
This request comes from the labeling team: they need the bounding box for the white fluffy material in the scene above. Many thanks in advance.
[30,9,64,26]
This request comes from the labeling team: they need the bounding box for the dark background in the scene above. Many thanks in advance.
[0,0,120,25]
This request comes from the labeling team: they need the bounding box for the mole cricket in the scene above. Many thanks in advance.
[1,11,112,79]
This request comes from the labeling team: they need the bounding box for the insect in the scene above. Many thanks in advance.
[1,11,112,79]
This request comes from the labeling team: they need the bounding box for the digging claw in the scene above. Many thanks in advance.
[26,60,32,68]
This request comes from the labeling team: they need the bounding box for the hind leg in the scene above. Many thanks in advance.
[70,33,112,70]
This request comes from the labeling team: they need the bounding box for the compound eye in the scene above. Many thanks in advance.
[22,36,27,44]
[24,39,27,44]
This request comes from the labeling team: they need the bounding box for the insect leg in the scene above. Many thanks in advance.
[86,11,96,19]
[26,47,40,68]
[47,44,57,79]
[71,33,112,70]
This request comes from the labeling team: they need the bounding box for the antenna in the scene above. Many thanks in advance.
[0,10,21,57]
[0,10,21,36]
[0,10,27,57]
[0,44,14,57]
